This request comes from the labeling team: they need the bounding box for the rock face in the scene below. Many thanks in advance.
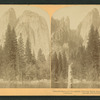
[0,8,50,58]
[0,8,17,46]
[52,8,100,54]
[0,7,100,59]
[77,8,100,46]
[51,16,82,55]
[15,10,50,58]
[52,16,70,45]
[51,17,70,55]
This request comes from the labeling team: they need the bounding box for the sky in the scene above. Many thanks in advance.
[1,5,100,30]
[0,5,50,31]
[52,5,100,29]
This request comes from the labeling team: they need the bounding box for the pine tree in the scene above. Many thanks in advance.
[86,25,100,81]
[25,37,32,64]
[10,28,18,81]
[4,25,13,80]
[58,52,62,78]
[18,33,26,80]
[10,28,18,66]
[32,49,36,64]
[4,25,12,63]
[78,45,86,80]
[4,25,18,81]
[38,48,46,62]
[51,52,59,81]
[0,45,3,78]
[0,45,3,66]
[87,25,95,65]
[62,51,68,79]
[93,29,100,80]
[93,29,99,69]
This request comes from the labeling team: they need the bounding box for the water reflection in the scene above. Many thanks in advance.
[51,82,68,88]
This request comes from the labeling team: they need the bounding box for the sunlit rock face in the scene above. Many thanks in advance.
[0,8,50,58]
[0,8,17,46]
[77,8,100,47]
[15,10,50,58]
[51,16,82,56]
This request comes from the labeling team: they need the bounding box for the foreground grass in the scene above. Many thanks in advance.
[0,79,50,88]
[72,82,100,88]
[51,82,100,88]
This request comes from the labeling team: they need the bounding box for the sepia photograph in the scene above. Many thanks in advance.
[0,5,50,88]
[51,5,100,88]
[1,4,100,92]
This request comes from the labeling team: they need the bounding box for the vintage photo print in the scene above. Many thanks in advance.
[0,5,50,88]
[51,5,100,88]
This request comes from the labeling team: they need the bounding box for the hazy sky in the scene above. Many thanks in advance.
[1,5,100,31]
[0,5,50,31]
[53,5,100,29]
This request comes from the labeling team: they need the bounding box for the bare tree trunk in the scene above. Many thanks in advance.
[67,63,73,88]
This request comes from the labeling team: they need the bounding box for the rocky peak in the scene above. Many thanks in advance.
[15,10,49,58]
[5,8,17,28]
[77,8,100,47]
[23,10,38,17]
[89,8,99,16]
[0,8,17,46]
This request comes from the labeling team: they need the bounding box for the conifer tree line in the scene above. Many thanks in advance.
[72,25,100,81]
[51,51,68,82]
[0,25,50,82]
[51,25,100,83]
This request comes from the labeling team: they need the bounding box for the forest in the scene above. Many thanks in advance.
[0,25,50,87]
[51,25,100,88]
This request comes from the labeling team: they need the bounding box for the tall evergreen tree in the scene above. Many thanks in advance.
[18,33,25,78]
[4,25,12,63]
[3,25,11,80]
[0,45,3,66]
[10,28,18,66]
[32,49,36,64]
[58,52,62,77]
[93,29,99,69]
[0,45,3,78]
[25,37,32,64]
[87,25,95,65]
[51,52,59,81]
[10,28,18,80]
[86,25,100,80]
[38,48,46,62]
[62,51,68,79]
[77,45,86,79]
[4,25,18,81]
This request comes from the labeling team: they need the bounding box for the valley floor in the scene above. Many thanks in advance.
[0,79,50,88]
[51,81,100,88]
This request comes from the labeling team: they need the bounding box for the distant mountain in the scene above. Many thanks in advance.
[77,8,100,47]
[51,16,82,56]
[52,8,100,55]
[0,8,16,46]
[52,16,70,44]
[15,10,49,58]
[0,8,50,58]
